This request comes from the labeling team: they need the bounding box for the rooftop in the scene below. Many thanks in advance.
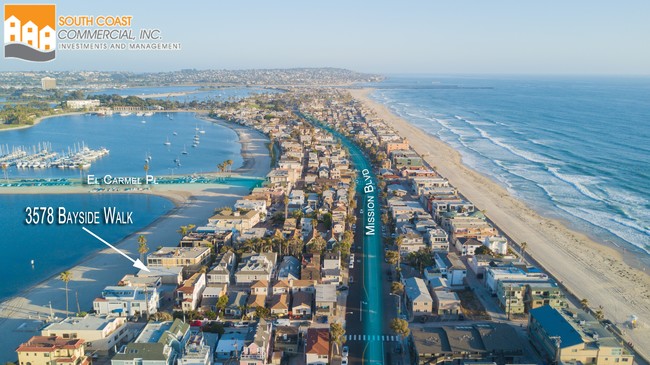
[17,336,85,352]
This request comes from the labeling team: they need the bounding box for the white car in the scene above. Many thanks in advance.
[341,358,349,365]
[342,346,349,357]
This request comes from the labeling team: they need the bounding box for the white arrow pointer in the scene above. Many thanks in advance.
[82,226,150,272]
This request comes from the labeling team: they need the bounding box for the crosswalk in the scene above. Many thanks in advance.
[344,334,400,342]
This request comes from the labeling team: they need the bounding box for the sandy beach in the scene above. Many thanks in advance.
[0,120,271,360]
[349,88,650,357]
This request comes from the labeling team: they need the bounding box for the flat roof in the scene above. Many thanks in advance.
[43,314,121,332]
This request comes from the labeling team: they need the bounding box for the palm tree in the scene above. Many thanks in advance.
[330,322,346,354]
[580,298,589,310]
[595,305,605,321]
[59,271,72,317]
[226,159,233,172]
[143,163,149,180]
[520,241,528,262]
[77,163,84,181]
[395,235,404,267]
[137,235,149,262]
[283,192,289,220]
[1,163,8,183]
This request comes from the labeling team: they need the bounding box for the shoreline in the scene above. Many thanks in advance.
[0,111,87,133]
[0,116,272,360]
[349,87,650,357]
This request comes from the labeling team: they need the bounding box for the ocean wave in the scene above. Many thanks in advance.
[556,204,650,251]
[547,166,603,202]
[474,126,559,166]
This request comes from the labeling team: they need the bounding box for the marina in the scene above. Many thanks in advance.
[0,112,241,179]
[0,142,109,170]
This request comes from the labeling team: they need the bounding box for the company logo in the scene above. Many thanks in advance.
[4,4,56,62]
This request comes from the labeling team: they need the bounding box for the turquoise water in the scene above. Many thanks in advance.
[369,76,650,256]
[0,194,173,301]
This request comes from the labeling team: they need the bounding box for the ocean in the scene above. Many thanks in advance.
[0,193,173,301]
[369,76,650,258]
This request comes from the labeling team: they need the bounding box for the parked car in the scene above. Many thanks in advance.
[341,358,349,365]
[342,346,349,357]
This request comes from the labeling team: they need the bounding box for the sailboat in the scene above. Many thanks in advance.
[163,137,171,146]
[181,145,188,155]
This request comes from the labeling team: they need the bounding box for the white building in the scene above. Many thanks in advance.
[434,252,467,287]
[177,273,206,312]
[234,199,268,220]
[67,99,101,109]
[41,314,130,353]
[93,285,159,317]
[4,16,20,44]
[484,235,508,255]
[485,266,549,294]
[39,25,55,51]
[403,277,433,318]
[21,20,38,48]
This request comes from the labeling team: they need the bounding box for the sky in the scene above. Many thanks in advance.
[1,0,649,75]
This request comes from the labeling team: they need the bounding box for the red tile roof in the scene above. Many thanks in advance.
[305,328,329,355]
[16,335,85,352]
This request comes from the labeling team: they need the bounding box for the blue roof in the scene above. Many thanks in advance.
[530,305,583,348]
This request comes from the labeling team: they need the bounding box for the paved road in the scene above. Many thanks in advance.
[301,113,385,365]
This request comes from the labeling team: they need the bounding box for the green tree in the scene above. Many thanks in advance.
[59,271,72,318]
[580,298,589,310]
[330,322,346,353]
[254,306,271,319]
[307,235,327,254]
[150,311,173,321]
[137,235,149,262]
[288,237,304,257]
[474,245,493,256]
[216,294,229,316]
[1,163,8,183]
[177,224,196,237]
[385,250,400,266]
[391,281,404,296]
[390,318,410,338]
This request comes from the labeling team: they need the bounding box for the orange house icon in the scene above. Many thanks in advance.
[4,4,56,61]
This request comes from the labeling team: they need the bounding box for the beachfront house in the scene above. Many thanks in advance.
[484,235,509,255]
[454,237,483,256]
[529,306,634,365]
[16,336,90,365]
[93,285,159,317]
[41,314,129,353]
[208,208,261,232]
[146,246,211,272]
